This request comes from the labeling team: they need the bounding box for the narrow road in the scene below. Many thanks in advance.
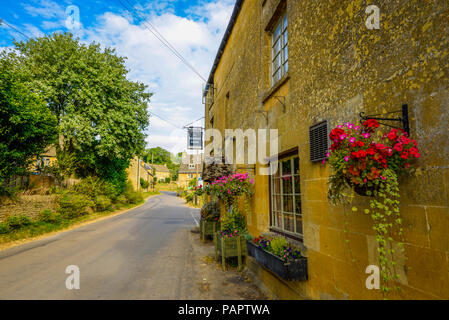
[0,192,202,299]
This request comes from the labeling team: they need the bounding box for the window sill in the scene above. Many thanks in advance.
[262,73,290,104]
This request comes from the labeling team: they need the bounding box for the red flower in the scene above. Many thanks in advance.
[363,119,379,132]
[366,167,380,180]
[348,165,360,176]
[329,128,346,142]
[401,151,410,159]
[393,143,403,152]
[387,129,398,141]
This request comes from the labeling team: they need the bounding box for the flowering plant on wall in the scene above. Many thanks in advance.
[326,119,420,295]
[210,172,254,209]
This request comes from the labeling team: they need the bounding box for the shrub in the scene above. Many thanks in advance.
[4,215,32,230]
[200,201,220,221]
[94,195,112,212]
[116,194,127,204]
[0,222,10,234]
[269,237,289,257]
[140,178,150,190]
[58,192,92,219]
[39,209,61,224]
[73,177,118,202]
[221,207,246,234]
[185,192,194,203]
[123,181,143,204]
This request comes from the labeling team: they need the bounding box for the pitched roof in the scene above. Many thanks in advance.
[151,164,170,172]
[178,163,203,174]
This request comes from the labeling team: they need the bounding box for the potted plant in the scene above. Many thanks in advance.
[199,200,220,241]
[247,235,308,281]
[326,119,420,293]
[214,207,248,271]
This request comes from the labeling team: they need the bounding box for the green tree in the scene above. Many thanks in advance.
[144,147,172,164]
[0,53,58,194]
[12,33,151,191]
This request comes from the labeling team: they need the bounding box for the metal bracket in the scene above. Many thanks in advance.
[274,96,286,112]
[256,110,269,126]
[359,104,410,136]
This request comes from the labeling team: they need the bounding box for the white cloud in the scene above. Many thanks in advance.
[83,1,234,153]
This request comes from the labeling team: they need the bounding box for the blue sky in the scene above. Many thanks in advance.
[0,0,235,154]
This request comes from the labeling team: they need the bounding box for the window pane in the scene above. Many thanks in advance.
[283,195,293,213]
[284,214,294,232]
[273,70,280,83]
[274,162,280,177]
[275,212,282,227]
[273,53,280,72]
[283,46,288,63]
[284,60,288,73]
[282,176,292,194]
[294,157,299,174]
[283,14,287,30]
[272,38,281,55]
[273,177,280,194]
[273,23,281,41]
[281,159,291,176]
[294,175,300,194]
[295,196,302,214]
[283,30,288,46]
[275,195,281,211]
[295,215,303,235]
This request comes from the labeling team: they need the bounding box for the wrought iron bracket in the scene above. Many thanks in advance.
[359,104,410,136]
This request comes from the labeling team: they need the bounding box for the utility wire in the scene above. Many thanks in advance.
[148,110,182,129]
[0,18,30,40]
[116,0,207,82]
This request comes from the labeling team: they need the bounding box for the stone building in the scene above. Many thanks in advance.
[127,156,153,191]
[150,164,171,182]
[204,0,449,299]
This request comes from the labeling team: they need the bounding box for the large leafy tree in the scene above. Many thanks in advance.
[12,33,151,190]
[0,52,57,192]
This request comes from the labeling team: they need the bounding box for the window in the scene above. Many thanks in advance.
[189,164,195,169]
[271,12,288,85]
[270,155,302,237]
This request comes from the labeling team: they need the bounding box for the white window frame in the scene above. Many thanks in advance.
[270,155,302,238]
[271,12,288,85]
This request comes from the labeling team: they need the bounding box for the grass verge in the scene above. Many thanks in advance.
[0,191,160,249]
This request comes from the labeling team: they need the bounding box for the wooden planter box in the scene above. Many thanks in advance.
[247,241,308,281]
[214,233,247,271]
[199,220,220,241]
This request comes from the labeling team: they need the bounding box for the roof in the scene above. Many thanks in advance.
[151,164,170,172]
[204,0,244,95]
[178,163,203,174]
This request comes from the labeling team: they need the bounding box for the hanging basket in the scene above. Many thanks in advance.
[346,178,378,197]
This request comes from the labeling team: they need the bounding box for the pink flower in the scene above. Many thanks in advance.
[354,126,360,131]
[322,159,326,164]
[250,179,254,184]
[227,189,231,194]
[349,137,356,144]
[339,134,346,140]
[362,133,370,139]
[344,156,350,162]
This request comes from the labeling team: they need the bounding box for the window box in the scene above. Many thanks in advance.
[247,240,308,281]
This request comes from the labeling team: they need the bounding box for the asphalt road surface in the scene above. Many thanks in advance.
[0,192,203,299]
